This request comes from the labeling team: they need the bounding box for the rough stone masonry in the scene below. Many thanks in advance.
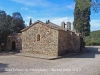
[6,20,83,56]
[20,20,83,56]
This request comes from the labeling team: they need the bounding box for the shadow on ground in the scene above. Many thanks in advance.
[0,47,100,60]
[69,47,100,58]
[0,63,8,73]
[50,46,100,60]
[0,51,20,56]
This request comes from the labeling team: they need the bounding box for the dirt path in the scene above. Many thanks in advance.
[0,46,100,75]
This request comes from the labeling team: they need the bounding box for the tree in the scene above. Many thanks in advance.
[11,12,26,33]
[73,0,91,37]
[29,18,32,25]
[85,30,100,45]
[0,10,7,45]
[74,0,91,10]
[0,11,26,51]
[0,11,13,50]
[74,0,100,12]
[91,0,100,12]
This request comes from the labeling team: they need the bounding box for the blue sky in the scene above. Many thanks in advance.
[0,0,100,31]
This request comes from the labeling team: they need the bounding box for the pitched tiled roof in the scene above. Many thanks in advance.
[21,20,66,32]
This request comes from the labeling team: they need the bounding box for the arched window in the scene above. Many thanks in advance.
[37,34,40,41]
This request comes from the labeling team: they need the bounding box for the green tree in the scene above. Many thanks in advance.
[74,0,100,12]
[85,30,100,45]
[73,0,91,37]
[11,12,26,33]
[0,11,13,50]
[0,10,7,44]
[29,18,32,25]
[0,11,26,51]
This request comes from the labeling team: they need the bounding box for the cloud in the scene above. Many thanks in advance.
[24,15,34,25]
[21,7,29,11]
[24,15,100,31]
[0,6,3,9]
[50,17,74,25]
[90,20,100,31]
[51,18,100,31]
[24,15,33,20]
[24,16,74,27]
[50,17,74,29]
[11,0,73,17]
[50,17,100,31]
[21,7,36,13]
[66,3,75,9]
[11,0,67,12]
[11,0,52,7]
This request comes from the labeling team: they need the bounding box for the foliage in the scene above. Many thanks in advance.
[0,10,26,50]
[98,73,100,75]
[11,12,26,33]
[85,30,100,46]
[29,18,32,26]
[74,0,100,12]
[74,0,91,10]
[73,0,91,37]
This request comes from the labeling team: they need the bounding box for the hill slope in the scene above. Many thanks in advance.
[85,30,100,46]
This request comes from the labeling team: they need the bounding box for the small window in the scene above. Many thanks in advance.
[37,34,40,41]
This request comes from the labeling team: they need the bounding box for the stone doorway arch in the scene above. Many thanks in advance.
[12,41,16,50]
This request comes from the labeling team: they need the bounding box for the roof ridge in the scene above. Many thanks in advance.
[21,20,67,32]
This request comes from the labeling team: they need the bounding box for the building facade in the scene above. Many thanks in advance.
[21,20,83,56]
[6,33,22,52]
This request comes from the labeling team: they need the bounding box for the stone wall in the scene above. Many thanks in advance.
[72,32,81,52]
[58,30,81,55]
[22,23,58,56]
[67,31,74,51]
[21,21,83,56]
[58,30,68,55]
[6,33,22,51]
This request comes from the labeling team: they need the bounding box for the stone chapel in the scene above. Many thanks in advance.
[6,20,83,56]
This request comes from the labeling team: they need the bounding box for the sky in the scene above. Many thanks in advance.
[0,0,100,31]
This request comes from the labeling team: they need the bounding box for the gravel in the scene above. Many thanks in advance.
[0,46,100,75]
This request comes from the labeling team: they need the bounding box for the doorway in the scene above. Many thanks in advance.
[12,41,16,50]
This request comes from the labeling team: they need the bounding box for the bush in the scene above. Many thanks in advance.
[85,30,100,46]
[86,41,100,46]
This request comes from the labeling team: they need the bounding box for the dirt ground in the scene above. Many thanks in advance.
[0,46,100,75]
